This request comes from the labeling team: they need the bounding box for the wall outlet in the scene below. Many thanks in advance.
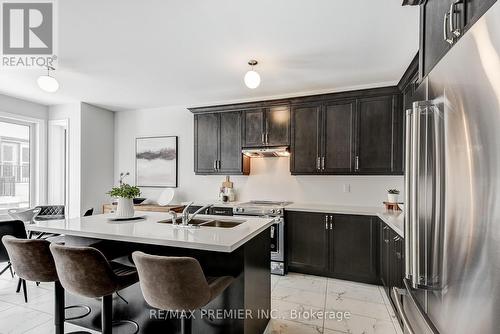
[343,184,351,193]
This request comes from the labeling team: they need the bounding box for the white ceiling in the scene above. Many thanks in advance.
[0,0,419,111]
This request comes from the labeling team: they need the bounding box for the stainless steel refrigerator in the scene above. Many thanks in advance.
[394,2,500,333]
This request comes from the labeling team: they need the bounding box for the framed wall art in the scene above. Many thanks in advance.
[135,136,178,187]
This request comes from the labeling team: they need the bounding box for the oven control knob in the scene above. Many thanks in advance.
[276,209,281,214]
[270,209,275,214]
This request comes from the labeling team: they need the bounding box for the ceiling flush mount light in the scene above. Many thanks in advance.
[37,66,59,93]
[244,59,261,89]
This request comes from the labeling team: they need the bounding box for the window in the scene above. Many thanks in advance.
[0,119,33,214]
[2,144,14,161]
[21,145,30,180]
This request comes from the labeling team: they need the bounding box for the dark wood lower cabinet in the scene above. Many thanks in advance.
[378,219,405,326]
[379,223,391,288]
[331,215,379,283]
[286,211,378,284]
[286,211,404,289]
[286,211,329,275]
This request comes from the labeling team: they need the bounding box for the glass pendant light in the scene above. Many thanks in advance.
[244,60,261,89]
[37,66,59,93]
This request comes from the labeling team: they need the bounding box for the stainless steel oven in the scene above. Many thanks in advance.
[233,200,291,275]
[269,216,285,275]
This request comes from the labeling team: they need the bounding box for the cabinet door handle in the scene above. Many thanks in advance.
[355,156,360,171]
[321,157,325,170]
[261,133,265,144]
[316,157,321,170]
[213,160,217,170]
[265,133,269,144]
[449,0,463,38]
[329,216,333,229]
[443,12,454,45]
[217,160,221,170]
[325,216,329,230]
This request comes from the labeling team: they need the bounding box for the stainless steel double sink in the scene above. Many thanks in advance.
[157,217,245,228]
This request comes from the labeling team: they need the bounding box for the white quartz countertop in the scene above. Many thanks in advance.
[286,203,404,237]
[376,211,404,237]
[287,203,383,215]
[26,212,275,253]
[189,201,404,237]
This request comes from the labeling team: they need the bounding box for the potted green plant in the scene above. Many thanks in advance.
[107,183,141,218]
[387,189,400,203]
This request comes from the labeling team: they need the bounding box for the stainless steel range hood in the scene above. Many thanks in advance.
[242,146,290,158]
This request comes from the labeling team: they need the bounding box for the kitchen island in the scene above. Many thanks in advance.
[27,212,274,334]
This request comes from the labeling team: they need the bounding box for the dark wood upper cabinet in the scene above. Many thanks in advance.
[243,109,265,147]
[194,111,249,175]
[420,0,496,78]
[355,95,401,174]
[290,89,402,175]
[192,86,403,176]
[322,101,354,173]
[330,215,378,283]
[243,105,290,147]
[194,113,219,173]
[266,105,290,146]
[466,0,497,26]
[291,101,355,175]
[420,0,454,77]
[290,104,321,174]
[219,112,244,173]
[286,211,330,275]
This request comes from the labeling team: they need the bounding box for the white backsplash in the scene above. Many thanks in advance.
[115,106,404,207]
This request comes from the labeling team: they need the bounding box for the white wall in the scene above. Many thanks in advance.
[0,93,48,120]
[49,104,81,217]
[115,106,404,207]
[48,103,114,217]
[47,121,67,205]
[80,103,114,215]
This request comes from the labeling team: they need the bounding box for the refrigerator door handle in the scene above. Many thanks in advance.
[392,287,415,334]
[431,103,444,290]
[405,108,412,280]
[411,102,423,288]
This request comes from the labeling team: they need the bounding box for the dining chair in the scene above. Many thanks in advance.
[83,208,94,216]
[7,207,41,224]
[0,220,27,294]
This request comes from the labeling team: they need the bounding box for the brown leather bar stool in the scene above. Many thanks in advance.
[2,236,91,334]
[132,251,234,334]
[50,243,140,334]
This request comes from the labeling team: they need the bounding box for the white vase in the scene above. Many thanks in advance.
[387,193,399,203]
[116,198,135,218]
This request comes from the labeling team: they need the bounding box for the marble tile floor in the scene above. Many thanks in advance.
[265,273,403,334]
[0,268,402,334]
